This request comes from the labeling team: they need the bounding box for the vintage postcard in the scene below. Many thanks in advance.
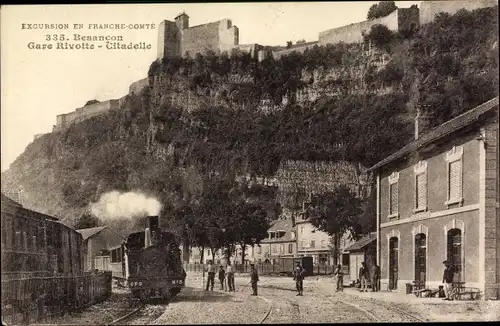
[1,1,499,325]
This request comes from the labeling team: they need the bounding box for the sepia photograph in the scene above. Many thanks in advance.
[1,1,499,324]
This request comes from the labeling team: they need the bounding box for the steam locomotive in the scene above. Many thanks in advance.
[120,215,186,301]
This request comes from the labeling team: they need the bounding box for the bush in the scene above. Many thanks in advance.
[365,24,395,49]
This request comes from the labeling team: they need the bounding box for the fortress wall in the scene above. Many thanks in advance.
[398,7,420,30]
[157,20,182,60]
[118,95,128,109]
[181,21,220,57]
[272,42,319,60]
[129,78,149,94]
[419,0,498,25]
[219,19,239,54]
[319,9,399,45]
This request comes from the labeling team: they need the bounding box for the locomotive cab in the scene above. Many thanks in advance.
[123,216,186,301]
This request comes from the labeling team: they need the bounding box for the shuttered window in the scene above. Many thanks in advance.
[449,160,461,200]
[415,173,427,209]
[389,182,398,215]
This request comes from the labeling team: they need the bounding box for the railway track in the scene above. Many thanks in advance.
[108,304,145,325]
[254,279,426,323]
[368,299,427,322]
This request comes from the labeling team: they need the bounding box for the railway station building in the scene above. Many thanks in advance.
[369,97,499,300]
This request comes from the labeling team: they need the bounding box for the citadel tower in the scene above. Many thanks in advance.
[156,12,239,60]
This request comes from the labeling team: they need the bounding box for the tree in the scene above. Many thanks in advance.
[286,41,293,49]
[365,24,394,50]
[305,185,363,265]
[74,212,99,229]
[85,99,100,106]
[367,1,397,20]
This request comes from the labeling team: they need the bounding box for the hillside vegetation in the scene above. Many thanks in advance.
[2,6,498,234]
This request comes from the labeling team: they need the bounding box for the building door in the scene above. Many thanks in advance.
[447,229,462,282]
[414,233,426,284]
[389,237,399,290]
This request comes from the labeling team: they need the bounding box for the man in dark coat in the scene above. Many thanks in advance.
[359,262,369,292]
[250,263,259,296]
[334,264,344,292]
[371,263,381,292]
[293,262,305,296]
[218,265,226,290]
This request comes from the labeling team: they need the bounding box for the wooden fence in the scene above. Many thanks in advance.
[183,263,335,276]
[1,271,112,325]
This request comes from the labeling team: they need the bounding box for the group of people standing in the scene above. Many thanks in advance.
[358,262,381,292]
[204,261,306,296]
[333,262,380,292]
[205,261,236,292]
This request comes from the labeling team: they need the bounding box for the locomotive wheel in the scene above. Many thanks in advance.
[131,289,142,298]
[169,287,181,297]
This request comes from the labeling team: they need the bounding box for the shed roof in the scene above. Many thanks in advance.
[76,226,107,240]
[1,193,23,207]
[343,232,376,252]
[368,97,499,172]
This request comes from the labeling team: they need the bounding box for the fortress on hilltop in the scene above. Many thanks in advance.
[157,12,239,59]
[50,1,498,133]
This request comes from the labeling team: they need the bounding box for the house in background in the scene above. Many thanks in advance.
[251,218,297,264]
[295,211,333,265]
[342,232,377,285]
[369,97,499,299]
[76,226,125,272]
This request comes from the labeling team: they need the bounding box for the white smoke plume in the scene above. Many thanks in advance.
[90,191,162,221]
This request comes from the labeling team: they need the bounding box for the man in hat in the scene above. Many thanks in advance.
[359,262,369,292]
[334,264,344,292]
[250,263,259,296]
[293,262,305,296]
[218,265,226,291]
[205,260,215,291]
[226,262,235,292]
[442,260,455,300]
[371,263,381,292]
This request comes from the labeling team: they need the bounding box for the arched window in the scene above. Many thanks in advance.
[414,233,427,284]
[447,228,462,281]
[389,237,399,290]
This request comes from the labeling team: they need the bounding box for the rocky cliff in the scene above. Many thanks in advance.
[2,5,498,226]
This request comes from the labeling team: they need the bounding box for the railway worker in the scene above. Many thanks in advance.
[293,262,305,296]
[250,263,259,296]
[218,265,226,291]
[359,262,369,292]
[226,262,235,292]
[334,264,344,292]
[205,260,215,291]
[371,263,381,292]
[442,260,455,301]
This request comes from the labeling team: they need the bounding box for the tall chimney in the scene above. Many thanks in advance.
[415,106,432,140]
[147,215,159,231]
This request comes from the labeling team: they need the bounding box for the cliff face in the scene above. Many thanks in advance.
[2,5,498,226]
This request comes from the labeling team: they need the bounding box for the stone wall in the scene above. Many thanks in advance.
[129,78,149,95]
[419,0,498,25]
[181,21,221,57]
[319,9,399,45]
[272,42,319,60]
[55,100,119,131]
[218,19,239,54]
[157,20,182,59]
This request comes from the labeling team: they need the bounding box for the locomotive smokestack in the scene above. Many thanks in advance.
[145,216,159,248]
[147,215,159,230]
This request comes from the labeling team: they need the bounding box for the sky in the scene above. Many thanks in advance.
[0,1,420,172]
